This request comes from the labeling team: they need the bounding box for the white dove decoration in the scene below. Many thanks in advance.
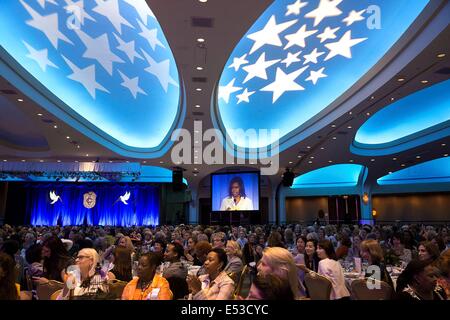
[49,191,62,205]
[119,191,131,205]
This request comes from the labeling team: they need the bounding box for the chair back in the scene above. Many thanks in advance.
[351,279,393,300]
[304,272,332,300]
[36,280,64,300]
[108,280,128,300]
[233,265,253,298]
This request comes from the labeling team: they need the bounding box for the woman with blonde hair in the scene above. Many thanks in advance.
[59,248,109,299]
[257,247,304,298]
[224,240,244,273]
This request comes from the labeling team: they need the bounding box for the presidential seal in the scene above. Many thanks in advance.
[83,191,97,209]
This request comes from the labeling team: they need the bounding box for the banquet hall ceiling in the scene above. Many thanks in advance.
[0,0,449,189]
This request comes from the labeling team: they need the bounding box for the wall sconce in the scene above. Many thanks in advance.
[372,209,377,217]
[362,192,369,205]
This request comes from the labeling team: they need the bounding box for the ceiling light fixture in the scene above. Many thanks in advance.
[349,160,354,162]
[196,88,202,92]
[66,136,70,139]
[397,78,405,82]
[366,112,370,116]
[306,146,311,149]
[444,154,449,157]
[437,53,446,58]
[421,80,429,84]
[194,105,201,108]
[393,157,397,160]
[308,161,312,164]
[54,125,58,129]
[416,155,421,159]
[196,66,203,71]
[371,159,375,162]
[37,113,43,116]
[17,98,24,102]
[401,164,405,167]
[332,137,337,140]
[328,160,333,163]
[347,126,352,129]
[197,38,205,43]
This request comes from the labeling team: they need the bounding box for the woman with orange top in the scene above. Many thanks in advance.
[122,252,172,300]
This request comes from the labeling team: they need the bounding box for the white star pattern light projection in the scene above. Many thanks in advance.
[0,0,181,153]
[216,0,430,150]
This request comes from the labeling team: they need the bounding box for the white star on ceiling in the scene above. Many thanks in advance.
[63,0,96,26]
[236,88,255,104]
[228,53,249,72]
[317,26,340,43]
[303,48,325,64]
[305,0,343,27]
[20,0,73,49]
[261,66,308,103]
[62,56,109,99]
[285,0,308,16]
[324,30,367,61]
[113,33,143,63]
[305,67,327,85]
[123,0,154,24]
[246,15,297,55]
[343,9,366,26]
[92,0,134,34]
[218,78,242,104]
[36,0,58,9]
[141,51,178,92]
[281,51,302,67]
[23,41,58,72]
[75,30,124,75]
[284,24,318,50]
[242,52,280,84]
[118,70,147,99]
[137,20,165,51]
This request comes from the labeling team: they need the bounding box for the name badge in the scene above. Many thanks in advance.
[147,288,160,300]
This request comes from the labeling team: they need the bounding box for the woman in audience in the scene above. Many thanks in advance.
[242,233,258,265]
[292,236,306,256]
[418,241,440,261]
[246,274,295,300]
[257,247,303,298]
[25,243,43,278]
[187,248,234,300]
[59,248,109,299]
[335,235,352,260]
[35,236,73,284]
[184,237,197,262]
[122,252,172,300]
[433,249,450,297]
[193,240,212,276]
[396,259,446,300]
[316,240,350,300]
[224,240,244,273]
[360,239,394,287]
[348,235,362,259]
[390,232,412,265]
[303,239,319,273]
[0,252,19,300]
[109,246,132,282]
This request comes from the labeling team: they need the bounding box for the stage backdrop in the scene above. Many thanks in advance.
[26,183,159,226]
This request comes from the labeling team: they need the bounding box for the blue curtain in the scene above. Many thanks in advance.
[28,183,160,226]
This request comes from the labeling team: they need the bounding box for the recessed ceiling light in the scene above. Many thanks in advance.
[332,137,337,140]
[21,160,26,162]
[349,160,354,162]
[331,124,336,128]
[199,0,208,3]
[66,136,70,139]
[328,160,333,163]
[421,80,428,84]
[437,53,446,58]
[289,161,293,164]
[349,111,352,115]
[2,160,7,162]
[371,159,375,162]
[39,160,44,162]
[393,157,397,160]
[416,155,421,159]
[17,98,24,102]
[57,160,61,163]
[366,112,370,116]
[444,154,449,157]
[37,113,43,116]
[196,66,203,71]
[197,38,205,43]
[109,160,113,163]
[370,96,375,100]
[347,126,352,129]
[194,105,201,108]
[310,156,314,159]
[85,154,89,157]
[297,155,302,158]
[77,145,80,149]
[159,161,164,164]
[390,97,395,101]
[442,143,446,147]
[308,161,312,164]
[194,174,198,177]
[54,125,58,129]
[306,146,311,149]
[196,88,202,92]
[320,147,325,150]
[401,164,405,167]
[397,78,405,82]
[388,171,393,174]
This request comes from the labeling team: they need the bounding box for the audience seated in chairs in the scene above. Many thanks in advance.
[186,248,234,300]
[246,274,295,300]
[396,259,447,300]
[163,241,188,300]
[0,252,19,300]
[122,252,172,300]
[360,239,394,288]
[224,240,244,274]
[108,246,132,282]
[316,240,350,300]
